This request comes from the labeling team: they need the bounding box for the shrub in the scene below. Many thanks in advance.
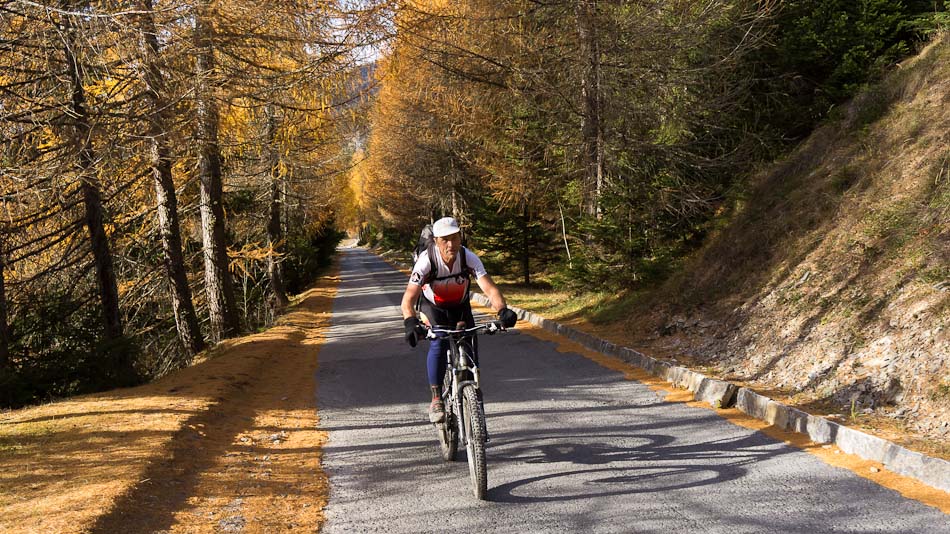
[2,287,139,408]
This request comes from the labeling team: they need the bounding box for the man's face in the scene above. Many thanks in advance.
[435,232,461,263]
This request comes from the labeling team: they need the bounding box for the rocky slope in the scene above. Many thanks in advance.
[636,35,950,450]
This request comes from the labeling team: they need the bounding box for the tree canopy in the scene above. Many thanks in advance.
[2,0,946,406]
[0,0,379,405]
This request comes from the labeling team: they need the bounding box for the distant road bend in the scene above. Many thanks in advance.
[315,247,950,533]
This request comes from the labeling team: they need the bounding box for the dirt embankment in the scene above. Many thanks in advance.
[629,36,950,456]
[0,269,339,533]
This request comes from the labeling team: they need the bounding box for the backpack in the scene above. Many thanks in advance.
[412,224,433,263]
[412,223,469,285]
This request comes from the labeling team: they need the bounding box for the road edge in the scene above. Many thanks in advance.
[470,292,950,497]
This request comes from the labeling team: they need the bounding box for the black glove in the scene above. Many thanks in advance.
[498,307,517,328]
[404,317,421,347]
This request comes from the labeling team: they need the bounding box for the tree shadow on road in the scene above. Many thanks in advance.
[487,427,783,503]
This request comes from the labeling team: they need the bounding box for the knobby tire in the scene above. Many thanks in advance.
[461,384,487,499]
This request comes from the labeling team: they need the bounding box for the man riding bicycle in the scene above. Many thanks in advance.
[401,217,517,423]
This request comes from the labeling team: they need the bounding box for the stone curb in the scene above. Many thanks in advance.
[471,293,950,494]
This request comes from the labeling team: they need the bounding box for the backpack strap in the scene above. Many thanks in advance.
[424,246,471,286]
[425,244,437,286]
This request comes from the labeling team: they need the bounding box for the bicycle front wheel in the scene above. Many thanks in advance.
[461,384,487,499]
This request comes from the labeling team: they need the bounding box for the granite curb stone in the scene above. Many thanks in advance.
[736,388,770,420]
[694,378,738,409]
[837,425,895,464]
[470,292,950,495]
[786,407,810,434]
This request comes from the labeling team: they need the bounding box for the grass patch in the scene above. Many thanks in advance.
[829,165,862,194]
[495,273,644,326]
[863,204,909,238]
[928,154,950,211]
[860,201,918,256]
[931,377,950,401]
[920,265,950,285]
[0,420,58,453]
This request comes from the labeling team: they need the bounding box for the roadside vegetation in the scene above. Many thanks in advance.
[0,2,363,408]
[488,35,950,456]
[2,0,948,458]
[357,2,950,452]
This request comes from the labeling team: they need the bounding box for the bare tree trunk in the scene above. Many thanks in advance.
[0,247,9,368]
[194,3,240,342]
[576,0,604,218]
[63,25,121,340]
[61,16,136,383]
[558,201,573,269]
[265,106,289,309]
[139,0,205,355]
[451,188,459,221]
[522,203,530,285]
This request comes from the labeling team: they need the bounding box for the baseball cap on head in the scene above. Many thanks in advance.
[432,217,460,238]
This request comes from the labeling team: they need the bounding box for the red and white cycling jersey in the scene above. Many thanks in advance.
[409,247,487,307]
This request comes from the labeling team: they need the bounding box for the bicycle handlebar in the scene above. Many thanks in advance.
[425,321,507,339]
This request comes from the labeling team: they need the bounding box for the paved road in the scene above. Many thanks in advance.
[316,248,949,533]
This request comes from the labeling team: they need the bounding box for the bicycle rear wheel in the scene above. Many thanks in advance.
[437,369,458,461]
[461,384,487,499]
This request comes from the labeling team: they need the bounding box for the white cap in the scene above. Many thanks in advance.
[432,217,461,238]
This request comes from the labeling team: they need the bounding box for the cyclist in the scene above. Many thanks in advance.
[401,216,517,423]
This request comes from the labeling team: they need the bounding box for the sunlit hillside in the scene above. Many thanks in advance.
[641,35,950,447]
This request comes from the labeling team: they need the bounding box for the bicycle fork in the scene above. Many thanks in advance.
[451,369,490,444]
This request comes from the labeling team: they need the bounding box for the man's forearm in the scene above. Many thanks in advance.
[401,298,415,319]
[486,287,506,313]
[401,286,419,319]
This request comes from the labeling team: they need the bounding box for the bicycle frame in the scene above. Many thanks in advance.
[427,322,502,416]
[426,321,507,434]
[449,337,478,403]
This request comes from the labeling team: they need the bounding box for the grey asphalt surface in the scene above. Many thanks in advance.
[316,248,950,533]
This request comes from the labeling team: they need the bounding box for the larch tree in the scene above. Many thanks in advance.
[193,0,241,341]
[576,0,604,218]
[58,4,138,384]
[0,237,8,367]
[136,0,205,355]
[363,0,774,286]
[207,0,367,314]
[264,104,290,309]
[0,0,386,405]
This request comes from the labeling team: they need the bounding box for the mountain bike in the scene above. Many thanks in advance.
[426,320,507,500]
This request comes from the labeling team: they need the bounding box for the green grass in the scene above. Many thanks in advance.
[862,201,914,239]
[920,265,950,285]
[929,156,950,211]
[931,378,950,401]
